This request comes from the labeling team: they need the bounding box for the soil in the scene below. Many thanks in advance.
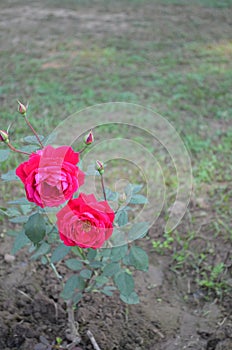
[0,0,232,349]
[1,210,232,350]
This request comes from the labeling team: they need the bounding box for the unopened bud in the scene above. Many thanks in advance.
[84,130,94,145]
[0,130,9,143]
[17,100,27,115]
[96,160,104,175]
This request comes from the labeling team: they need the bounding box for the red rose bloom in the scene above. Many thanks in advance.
[56,193,115,249]
[16,145,85,207]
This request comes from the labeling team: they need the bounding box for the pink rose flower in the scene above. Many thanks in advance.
[56,193,115,249]
[16,145,85,207]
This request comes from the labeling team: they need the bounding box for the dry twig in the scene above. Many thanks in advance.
[87,330,101,350]
[152,326,165,339]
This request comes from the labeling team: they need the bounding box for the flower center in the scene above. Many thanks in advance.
[82,220,92,232]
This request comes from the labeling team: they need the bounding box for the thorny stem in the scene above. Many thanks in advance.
[100,175,107,201]
[7,142,31,156]
[24,114,44,148]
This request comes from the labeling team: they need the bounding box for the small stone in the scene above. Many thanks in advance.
[105,317,113,326]
[4,254,15,263]
[135,336,144,345]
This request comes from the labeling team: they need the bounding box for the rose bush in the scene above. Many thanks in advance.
[0,101,150,347]
[57,193,115,249]
[16,145,85,207]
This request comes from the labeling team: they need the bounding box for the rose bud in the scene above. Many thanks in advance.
[17,100,27,115]
[96,160,104,175]
[0,130,9,143]
[84,130,94,145]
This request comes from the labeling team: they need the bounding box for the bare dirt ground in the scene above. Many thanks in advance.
[1,216,232,350]
[0,1,232,349]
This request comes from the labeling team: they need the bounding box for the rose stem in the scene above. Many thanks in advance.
[66,300,81,344]
[100,174,107,201]
[79,145,88,154]
[46,253,81,343]
[7,142,31,156]
[45,255,62,280]
[24,115,44,148]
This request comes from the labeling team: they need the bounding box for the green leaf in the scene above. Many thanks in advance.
[50,244,71,264]
[109,228,127,246]
[122,254,131,265]
[10,215,29,224]
[30,242,50,260]
[102,262,120,277]
[7,230,18,237]
[8,198,30,205]
[11,230,31,254]
[102,286,117,296]
[128,222,149,241]
[20,205,32,216]
[24,135,44,145]
[61,275,85,300]
[71,246,85,259]
[129,194,148,205]
[72,292,83,305]
[0,149,10,162]
[120,291,139,304]
[46,224,58,235]
[89,261,103,268]
[41,256,47,264]
[1,170,19,182]
[47,231,58,244]
[43,132,58,145]
[128,246,149,271]
[115,209,128,227]
[65,259,83,271]
[0,208,8,217]
[24,213,46,244]
[114,270,134,296]
[105,188,119,201]
[87,249,97,261]
[99,248,112,258]
[95,275,109,287]
[125,184,143,195]
[20,145,39,153]
[85,164,99,176]
[80,269,92,279]
[4,207,21,217]
[111,245,128,262]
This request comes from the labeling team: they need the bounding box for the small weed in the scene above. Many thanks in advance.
[197,262,228,297]
[195,154,218,183]
[34,335,66,350]
[152,232,174,255]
